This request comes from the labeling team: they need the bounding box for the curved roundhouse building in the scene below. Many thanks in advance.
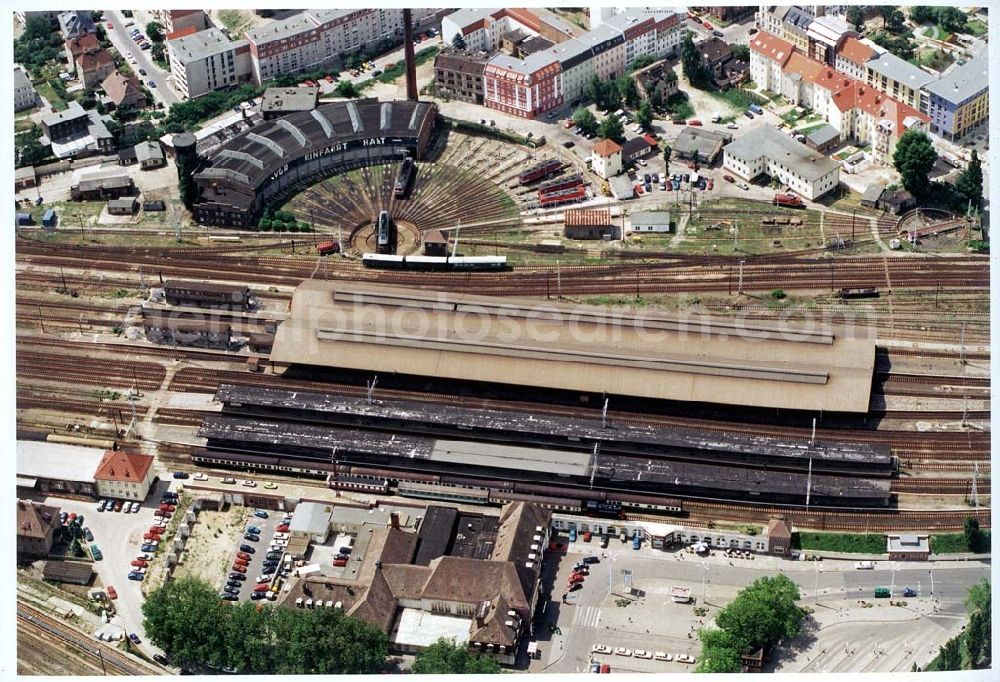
[192,99,438,227]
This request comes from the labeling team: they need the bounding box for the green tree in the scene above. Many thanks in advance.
[451,32,467,51]
[937,636,962,670]
[589,74,620,111]
[681,31,712,88]
[696,629,743,673]
[142,576,229,669]
[847,6,865,31]
[662,144,672,175]
[885,9,907,33]
[599,114,625,143]
[909,7,935,24]
[963,516,983,551]
[152,43,167,66]
[630,55,655,72]
[936,7,967,33]
[963,582,990,669]
[731,44,750,62]
[617,75,640,108]
[176,145,199,210]
[714,575,805,653]
[892,130,937,197]
[335,80,361,98]
[955,149,983,210]
[146,21,165,43]
[572,107,599,136]
[412,638,503,674]
[14,16,65,73]
[636,100,654,131]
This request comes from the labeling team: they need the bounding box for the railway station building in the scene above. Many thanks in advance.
[16,440,105,498]
[282,501,549,665]
[270,282,878,414]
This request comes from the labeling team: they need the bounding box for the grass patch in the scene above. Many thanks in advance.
[916,48,954,71]
[217,9,252,36]
[796,122,829,136]
[965,20,987,36]
[930,531,991,554]
[34,80,68,111]
[792,532,886,554]
[375,46,438,83]
[708,88,766,112]
[665,92,694,120]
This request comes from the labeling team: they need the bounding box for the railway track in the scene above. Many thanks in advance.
[638,502,991,533]
[17,602,163,676]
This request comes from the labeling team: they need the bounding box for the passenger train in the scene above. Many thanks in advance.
[393,156,415,199]
[362,253,508,271]
[375,210,395,254]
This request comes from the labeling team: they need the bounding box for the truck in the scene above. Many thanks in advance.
[854,561,876,570]
[316,240,340,255]
[773,193,805,208]
[711,112,721,123]
[670,586,692,603]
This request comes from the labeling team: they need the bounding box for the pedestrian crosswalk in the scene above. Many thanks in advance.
[574,605,601,628]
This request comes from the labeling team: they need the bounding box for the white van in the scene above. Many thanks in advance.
[711,112,721,123]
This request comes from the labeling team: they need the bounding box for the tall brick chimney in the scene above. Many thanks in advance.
[403,9,418,101]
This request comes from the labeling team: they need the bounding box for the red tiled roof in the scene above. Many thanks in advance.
[166,25,198,42]
[838,36,876,65]
[67,33,100,59]
[93,450,153,483]
[749,30,795,67]
[78,48,114,73]
[592,139,622,157]
[643,134,659,147]
[565,208,612,226]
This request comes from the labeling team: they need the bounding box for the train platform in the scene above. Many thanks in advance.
[270,282,878,414]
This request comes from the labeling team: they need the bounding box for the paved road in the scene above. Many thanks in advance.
[104,10,178,107]
[535,543,990,674]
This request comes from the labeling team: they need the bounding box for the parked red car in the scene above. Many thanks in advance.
[275,524,290,533]
[254,584,269,592]
[231,564,247,573]
[688,119,703,126]
[106,585,118,600]
[234,557,249,567]
[159,504,175,512]
[703,21,713,29]
[131,559,148,568]
[237,552,251,561]
[333,558,348,567]
[568,574,584,584]
[143,532,157,540]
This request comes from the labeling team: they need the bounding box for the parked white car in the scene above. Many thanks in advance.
[634,650,653,659]
[592,644,612,654]
[614,647,632,657]
[654,652,672,662]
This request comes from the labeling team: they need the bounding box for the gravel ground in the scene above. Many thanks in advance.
[172,506,249,589]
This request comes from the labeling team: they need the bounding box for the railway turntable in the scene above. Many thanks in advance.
[270,282,878,414]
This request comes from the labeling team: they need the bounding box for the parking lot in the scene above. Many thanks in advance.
[221,509,286,602]
[35,480,180,659]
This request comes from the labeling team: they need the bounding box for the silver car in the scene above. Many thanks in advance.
[130,501,141,513]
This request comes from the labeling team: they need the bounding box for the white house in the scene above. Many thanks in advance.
[93,450,156,501]
[723,125,840,200]
[591,138,623,179]
[629,210,673,233]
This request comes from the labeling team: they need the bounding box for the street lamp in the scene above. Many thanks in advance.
[701,560,709,605]
[890,561,899,596]
[814,562,823,603]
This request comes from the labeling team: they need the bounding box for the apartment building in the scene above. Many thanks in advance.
[246,9,437,84]
[167,28,252,99]
[545,38,594,105]
[805,13,855,65]
[779,6,813,51]
[14,66,37,112]
[150,9,208,35]
[834,36,878,82]
[483,52,562,118]
[602,11,682,68]
[864,52,935,112]
[433,48,493,104]
[723,125,840,200]
[924,52,989,141]
[751,31,929,164]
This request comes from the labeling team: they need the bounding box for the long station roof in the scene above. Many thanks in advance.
[269,282,877,413]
